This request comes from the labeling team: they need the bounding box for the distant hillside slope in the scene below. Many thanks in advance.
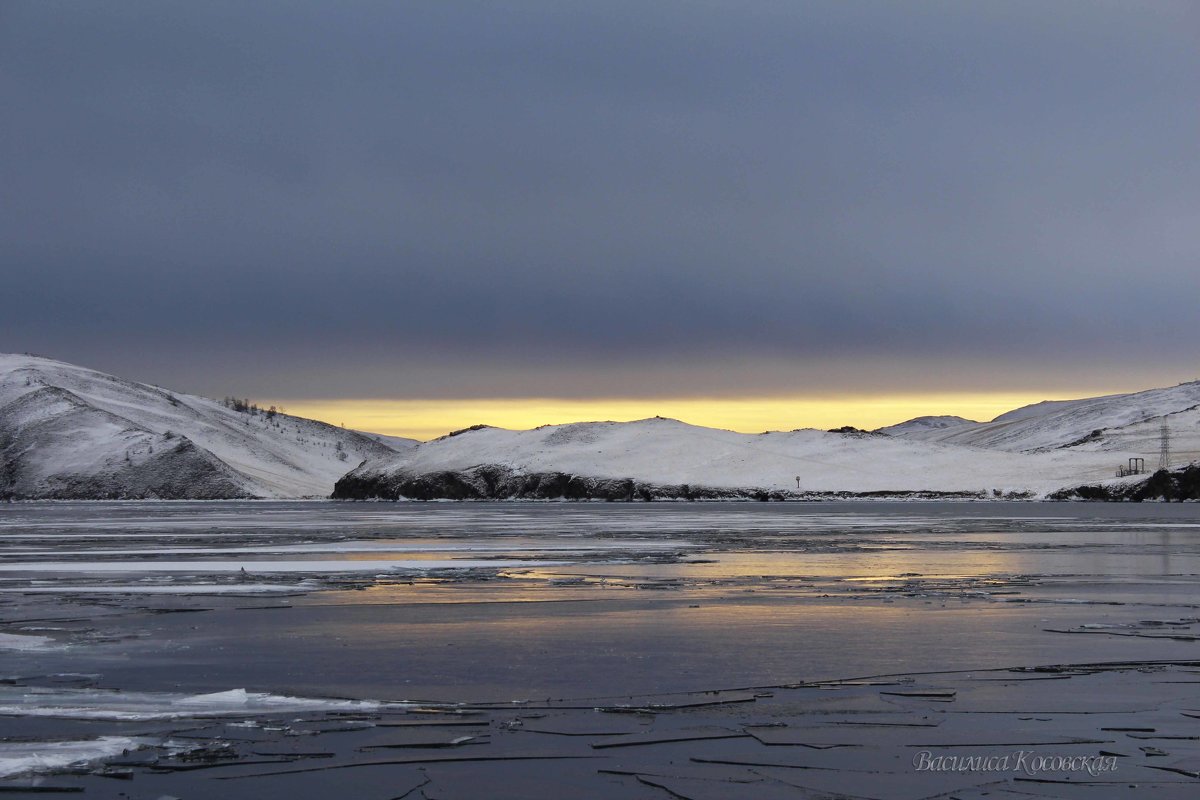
[1047,404,1200,467]
[876,415,977,436]
[355,431,422,449]
[335,417,1135,500]
[881,381,1200,457]
[0,354,412,499]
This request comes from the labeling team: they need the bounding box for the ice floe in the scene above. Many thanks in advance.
[0,558,565,573]
[0,736,151,778]
[0,632,58,651]
[0,686,399,720]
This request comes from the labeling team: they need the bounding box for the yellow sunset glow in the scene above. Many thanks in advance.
[272,393,1074,442]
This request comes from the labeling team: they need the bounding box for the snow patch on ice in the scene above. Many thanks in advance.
[0,583,310,595]
[0,686,399,720]
[0,632,58,651]
[0,736,150,778]
[0,558,565,574]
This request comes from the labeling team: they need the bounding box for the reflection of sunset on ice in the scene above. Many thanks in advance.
[3,502,1199,794]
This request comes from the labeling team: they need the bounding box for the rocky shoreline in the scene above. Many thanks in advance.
[332,463,1010,502]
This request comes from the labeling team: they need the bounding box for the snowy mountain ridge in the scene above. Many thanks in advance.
[0,354,412,499]
[4,353,1196,500]
[875,415,977,436]
[334,414,1170,500]
[338,379,1200,500]
[880,380,1200,453]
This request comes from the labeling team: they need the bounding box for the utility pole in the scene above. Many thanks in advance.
[1159,422,1171,471]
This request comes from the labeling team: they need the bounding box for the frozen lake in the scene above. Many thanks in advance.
[2,501,1198,797]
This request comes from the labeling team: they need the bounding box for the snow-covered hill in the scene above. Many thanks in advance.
[876,415,977,436]
[0,354,412,499]
[7,353,1193,501]
[881,381,1200,458]
[334,416,1145,500]
[355,431,421,450]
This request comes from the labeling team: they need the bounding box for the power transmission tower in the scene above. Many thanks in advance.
[1159,422,1171,471]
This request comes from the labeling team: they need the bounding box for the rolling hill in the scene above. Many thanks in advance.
[0,354,412,499]
[333,415,1157,501]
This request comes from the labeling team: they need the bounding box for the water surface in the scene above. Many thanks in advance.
[2,501,1197,702]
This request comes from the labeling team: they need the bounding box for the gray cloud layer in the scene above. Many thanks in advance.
[3,1,1197,398]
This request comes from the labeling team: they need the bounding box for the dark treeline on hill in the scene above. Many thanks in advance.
[222,397,281,418]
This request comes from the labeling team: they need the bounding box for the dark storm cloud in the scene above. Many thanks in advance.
[3,1,1198,398]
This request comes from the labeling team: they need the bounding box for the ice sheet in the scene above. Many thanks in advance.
[0,539,695,557]
[3,501,1200,797]
[0,736,150,778]
[0,631,58,651]
[0,686,399,720]
[0,583,310,595]
[0,558,565,573]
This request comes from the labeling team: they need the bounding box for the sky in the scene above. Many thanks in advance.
[3,1,1198,439]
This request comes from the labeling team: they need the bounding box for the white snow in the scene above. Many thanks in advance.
[876,415,978,435]
[0,686,399,720]
[0,583,311,595]
[883,380,1200,455]
[356,430,421,448]
[0,632,58,651]
[0,540,695,557]
[349,416,1166,497]
[0,353,409,498]
[0,558,565,574]
[5,353,1196,500]
[0,736,149,778]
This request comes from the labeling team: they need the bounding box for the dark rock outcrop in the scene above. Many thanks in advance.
[333,463,990,502]
[1048,465,1200,502]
